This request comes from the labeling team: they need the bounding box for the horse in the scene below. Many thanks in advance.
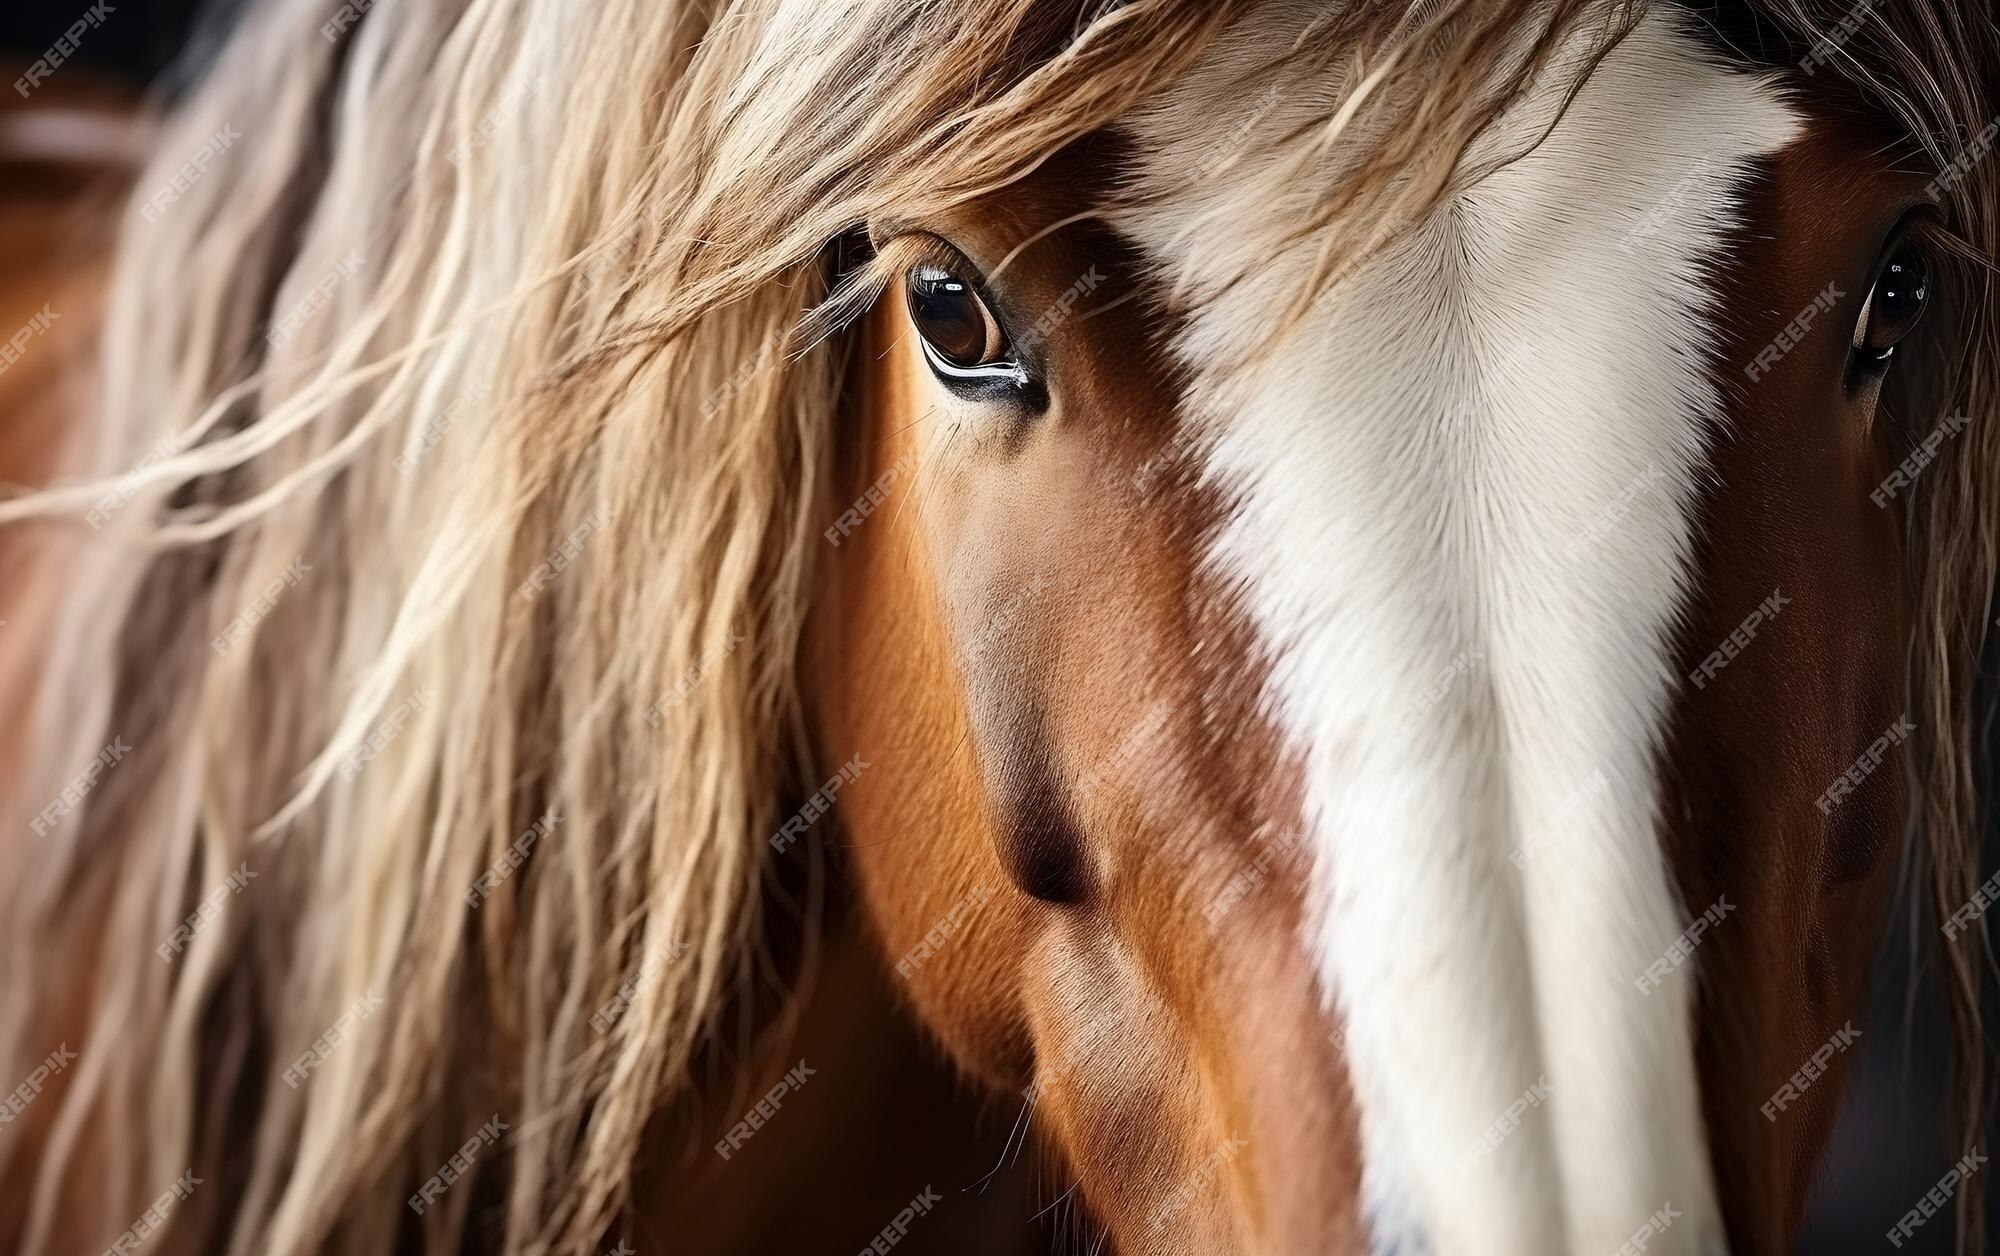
[1,0,1997,1253]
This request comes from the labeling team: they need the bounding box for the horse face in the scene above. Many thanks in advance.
[807,7,1947,1252]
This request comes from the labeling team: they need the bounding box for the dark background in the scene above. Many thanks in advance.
[2,1,225,94]
[3,3,1995,1252]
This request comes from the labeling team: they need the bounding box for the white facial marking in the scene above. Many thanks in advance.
[1118,6,1798,1254]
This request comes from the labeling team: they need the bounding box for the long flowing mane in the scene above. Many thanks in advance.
[0,1,1994,1253]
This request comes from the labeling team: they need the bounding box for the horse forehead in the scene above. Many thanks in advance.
[1106,10,1805,836]
[1105,6,1803,1252]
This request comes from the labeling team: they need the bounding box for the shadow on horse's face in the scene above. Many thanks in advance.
[804,9,1952,1252]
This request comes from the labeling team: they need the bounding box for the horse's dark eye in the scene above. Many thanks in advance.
[1856,244,1929,363]
[906,264,1024,385]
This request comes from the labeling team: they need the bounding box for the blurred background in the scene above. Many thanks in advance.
[1,3,1993,1252]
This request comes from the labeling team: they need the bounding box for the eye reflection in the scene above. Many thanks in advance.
[1856,243,1930,364]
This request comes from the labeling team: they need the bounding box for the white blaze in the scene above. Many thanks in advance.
[1118,7,1797,1253]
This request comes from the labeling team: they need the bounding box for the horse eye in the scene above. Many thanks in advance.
[1856,243,1930,364]
[906,264,1024,385]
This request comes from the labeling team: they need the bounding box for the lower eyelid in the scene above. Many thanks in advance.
[919,335,1029,387]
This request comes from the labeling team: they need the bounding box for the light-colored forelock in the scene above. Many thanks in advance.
[0,2,1237,1254]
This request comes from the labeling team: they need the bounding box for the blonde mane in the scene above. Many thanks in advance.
[0,1,1994,1253]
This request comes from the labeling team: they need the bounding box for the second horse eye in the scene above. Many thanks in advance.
[1858,244,1930,360]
